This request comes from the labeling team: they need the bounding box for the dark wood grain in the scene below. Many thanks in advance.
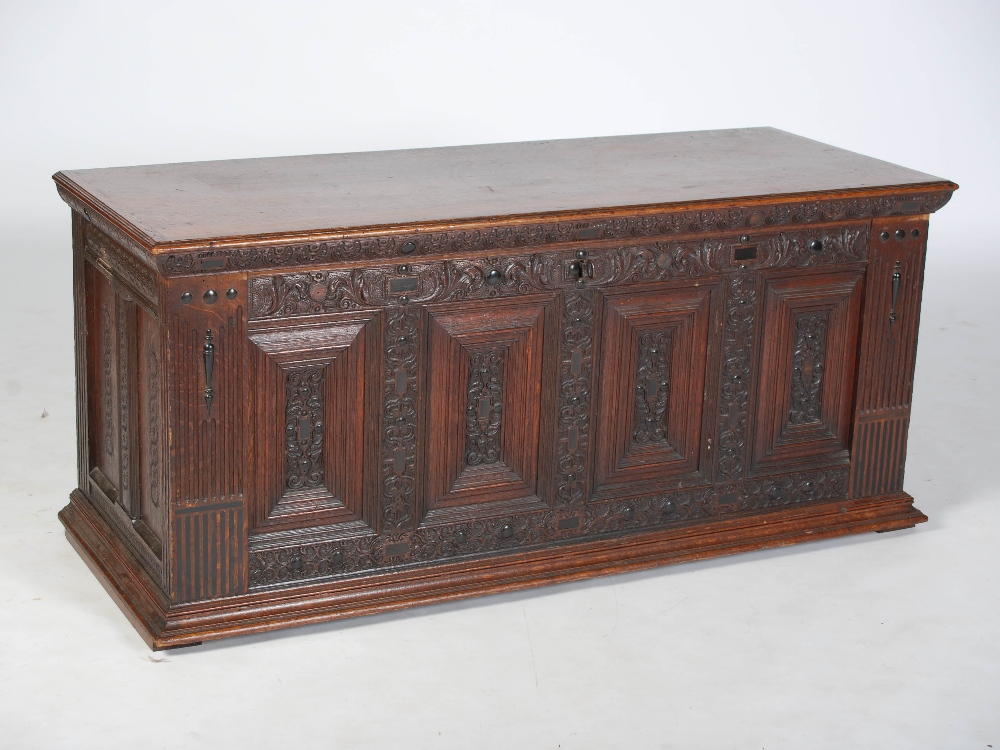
[54,128,956,648]
[53,128,954,254]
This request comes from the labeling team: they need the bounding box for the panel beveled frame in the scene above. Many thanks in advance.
[418,294,560,526]
[749,269,864,476]
[591,280,721,500]
[247,311,381,534]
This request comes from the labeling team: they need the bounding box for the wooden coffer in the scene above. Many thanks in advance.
[54,128,957,648]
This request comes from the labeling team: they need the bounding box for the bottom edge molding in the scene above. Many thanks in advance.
[59,489,927,650]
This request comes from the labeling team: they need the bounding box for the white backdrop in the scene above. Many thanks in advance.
[1,2,998,748]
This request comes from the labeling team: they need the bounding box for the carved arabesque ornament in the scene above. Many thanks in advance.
[248,467,849,586]
[163,194,934,276]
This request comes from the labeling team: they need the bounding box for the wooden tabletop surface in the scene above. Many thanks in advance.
[53,127,954,248]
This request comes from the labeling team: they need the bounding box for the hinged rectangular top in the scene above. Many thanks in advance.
[54,127,955,254]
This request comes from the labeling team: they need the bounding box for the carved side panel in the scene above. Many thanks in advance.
[750,269,863,476]
[71,212,90,490]
[85,262,122,502]
[247,314,378,533]
[850,217,928,498]
[592,281,718,500]
[83,245,165,585]
[137,306,167,554]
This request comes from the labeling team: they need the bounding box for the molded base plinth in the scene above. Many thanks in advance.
[59,489,926,650]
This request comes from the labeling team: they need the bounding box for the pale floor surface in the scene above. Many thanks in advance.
[1,228,997,750]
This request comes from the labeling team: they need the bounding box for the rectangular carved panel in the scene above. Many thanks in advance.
[464,347,506,466]
[750,269,863,476]
[592,281,719,499]
[248,313,379,534]
[137,306,167,554]
[420,294,558,524]
[172,501,245,603]
[86,261,122,502]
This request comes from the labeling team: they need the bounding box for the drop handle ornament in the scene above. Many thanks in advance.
[203,329,215,416]
[890,261,902,327]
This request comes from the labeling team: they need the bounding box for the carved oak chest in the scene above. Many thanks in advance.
[54,128,957,648]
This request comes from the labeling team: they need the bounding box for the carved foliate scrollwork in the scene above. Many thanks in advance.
[245,222,872,587]
[465,349,505,466]
[164,194,935,276]
[555,292,594,505]
[248,467,849,587]
[247,226,869,321]
[382,306,419,530]
[789,313,828,425]
[284,368,325,491]
[632,331,673,445]
[716,274,757,482]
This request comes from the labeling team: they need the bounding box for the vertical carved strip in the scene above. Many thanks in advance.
[72,212,90,490]
[465,348,505,466]
[632,330,673,444]
[285,367,326,490]
[102,306,114,458]
[788,312,828,425]
[716,274,758,482]
[555,292,594,505]
[147,347,161,509]
[382,306,418,529]
[118,295,139,518]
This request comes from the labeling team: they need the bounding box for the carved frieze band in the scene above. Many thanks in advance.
[633,331,673,445]
[247,226,870,320]
[161,193,942,276]
[285,368,326,491]
[382,306,419,530]
[716,274,758,482]
[555,292,594,505]
[247,467,849,587]
[789,313,828,425]
[465,349,505,466]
